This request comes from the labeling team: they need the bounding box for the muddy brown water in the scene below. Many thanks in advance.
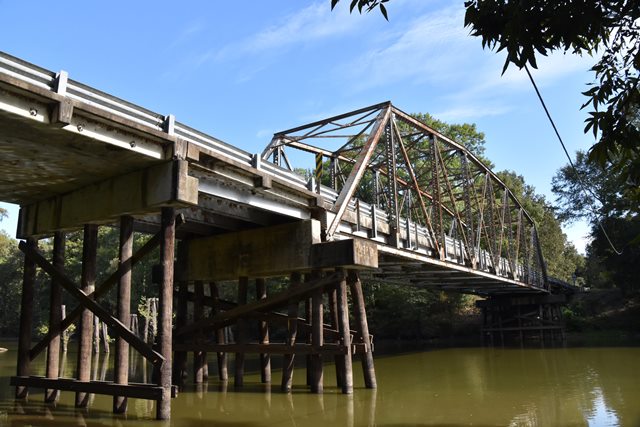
[0,341,638,426]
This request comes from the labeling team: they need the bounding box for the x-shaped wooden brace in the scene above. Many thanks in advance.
[23,215,185,367]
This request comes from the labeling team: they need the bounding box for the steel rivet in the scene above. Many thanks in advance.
[29,108,37,116]
[77,124,84,132]
[130,141,136,148]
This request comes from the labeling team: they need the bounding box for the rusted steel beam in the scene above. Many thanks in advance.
[327,106,391,238]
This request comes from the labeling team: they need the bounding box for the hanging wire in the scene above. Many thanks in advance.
[524,64,623,255]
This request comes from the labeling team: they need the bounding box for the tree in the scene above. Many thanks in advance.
[498,170,584,282]
[553,150,639,292]
[0,207,7,222]
[331,0,640,210]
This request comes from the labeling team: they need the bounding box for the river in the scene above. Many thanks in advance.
[0,341,638,426]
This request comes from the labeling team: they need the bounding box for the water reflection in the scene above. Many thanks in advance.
[0,344,638,426]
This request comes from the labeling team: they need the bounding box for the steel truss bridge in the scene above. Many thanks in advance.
[0,51,574,420]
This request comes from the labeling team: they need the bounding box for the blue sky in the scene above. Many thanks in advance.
[0,0,596,251]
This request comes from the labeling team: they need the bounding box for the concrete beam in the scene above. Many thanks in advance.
[186,220,322,281]
[186,221,379,281]
[18,160,198,237]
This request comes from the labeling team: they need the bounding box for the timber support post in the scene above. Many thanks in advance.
[16,237,37,399]
[45,232,64,403]
[156,207,175,420]
[76,224,98,408]
[348,270,377,389]
[256,278,271,384]
[281,272,301,392]
[114,215,133,413]
[336,268,353,394]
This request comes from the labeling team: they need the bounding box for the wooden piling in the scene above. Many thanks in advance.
[156,207,175,420]
[328,286,344,388]
[234,276,248,388]
[256,278,271,383]
[173,241,188,385]
[336,269,353,394]
[194,281,205,384]
[93,315,100,354]
[281,272,301,392]
[348,270,376,389]
[16,237,37,399]
[311,285,324,393]
[76,224,98,408]
[45,232,64,403]
[210,282,228,382]
[114,215,133,413]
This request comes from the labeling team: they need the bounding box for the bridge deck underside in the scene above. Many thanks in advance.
[366,245,547,296]
[0,104,159,205]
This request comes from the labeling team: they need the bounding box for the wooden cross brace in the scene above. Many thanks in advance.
[28,215,184,361]
[19,241,164,368]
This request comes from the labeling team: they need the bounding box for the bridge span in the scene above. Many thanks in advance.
[0,51,572,419]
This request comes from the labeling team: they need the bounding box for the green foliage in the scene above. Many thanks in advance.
[0,207,7,222]
[463,0,640,210]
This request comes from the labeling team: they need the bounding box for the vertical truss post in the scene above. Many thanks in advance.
[485,176,499,273]
[315,153,323,194]
[384,121,399,246]
[460,152,476,266]
[374,169,381,207]
[405,189,412,249]
[430,135,445,259]
[330,156,338,190]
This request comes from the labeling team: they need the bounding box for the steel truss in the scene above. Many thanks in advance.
[262,102,548,290]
